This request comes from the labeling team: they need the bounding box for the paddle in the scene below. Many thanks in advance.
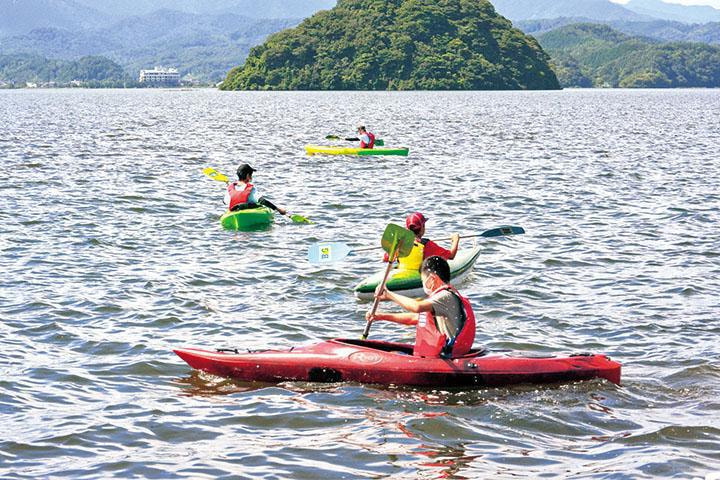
[203,167,312,224]
[202,167,228,183]
[362,224,415,340]
[325,135,385,146]
[307,225,524,264]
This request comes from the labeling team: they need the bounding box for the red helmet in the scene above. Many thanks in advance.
[406,212,427,233]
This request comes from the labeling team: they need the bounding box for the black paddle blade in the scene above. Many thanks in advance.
[480,226,525,237]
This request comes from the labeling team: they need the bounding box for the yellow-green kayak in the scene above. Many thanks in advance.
[220,207,274,231]
[305,145,409,156]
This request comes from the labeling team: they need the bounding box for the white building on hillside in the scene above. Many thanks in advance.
[139,67,180,86]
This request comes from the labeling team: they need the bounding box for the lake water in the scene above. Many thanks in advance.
[1,88,719,479]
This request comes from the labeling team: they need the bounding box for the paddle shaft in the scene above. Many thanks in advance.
[362,248,400,340]
[352,234,475,254]
[326,135,384,146]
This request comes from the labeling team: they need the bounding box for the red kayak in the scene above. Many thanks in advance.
[174,339,621,388]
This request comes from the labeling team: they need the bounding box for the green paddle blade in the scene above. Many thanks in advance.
[289,214,312,224]
[325,135,340,140]
[374,139,384,147]
[381,224,415,259]
[203,167,228,183]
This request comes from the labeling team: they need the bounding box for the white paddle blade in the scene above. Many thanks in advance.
[307,242,352,264]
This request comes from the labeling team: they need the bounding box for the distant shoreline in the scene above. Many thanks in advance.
[2,86,719,92]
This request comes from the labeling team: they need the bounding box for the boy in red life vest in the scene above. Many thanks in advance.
[344,125,375,149]
[366,256,476,358]
[384,212,460,271]
[223,163,287,214]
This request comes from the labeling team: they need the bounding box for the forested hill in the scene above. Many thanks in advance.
[536,24,720,88]
[516,18,720,45]
[0,54,127,85]
[221,0,560,91]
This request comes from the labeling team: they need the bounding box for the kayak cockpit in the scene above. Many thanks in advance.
[330,338,488,358]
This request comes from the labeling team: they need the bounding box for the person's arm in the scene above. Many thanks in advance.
[377,287,434,314]
[258,196,287,215]
[365,311,418,325]
[448,233,460,259]
[425,239,458,260]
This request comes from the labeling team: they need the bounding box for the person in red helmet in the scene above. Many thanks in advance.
[384,212,460,271]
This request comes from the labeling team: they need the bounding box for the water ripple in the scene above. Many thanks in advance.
[1,88,719,478]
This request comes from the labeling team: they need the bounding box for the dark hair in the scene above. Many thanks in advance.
[421,256,450,283]
[237,164,254,181]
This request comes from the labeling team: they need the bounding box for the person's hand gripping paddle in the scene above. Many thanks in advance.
[361,224,415,340]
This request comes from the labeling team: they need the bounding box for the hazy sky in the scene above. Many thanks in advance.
[611,0,720,7]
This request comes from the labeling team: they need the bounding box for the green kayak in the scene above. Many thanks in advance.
[354,246,482,300]
[220,207,274,231]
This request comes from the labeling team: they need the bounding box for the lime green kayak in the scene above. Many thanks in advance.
[305,145,409,156]
[220,207,274,231]
[354,246,482,299]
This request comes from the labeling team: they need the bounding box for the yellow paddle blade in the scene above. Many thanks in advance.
[203,167,229,183]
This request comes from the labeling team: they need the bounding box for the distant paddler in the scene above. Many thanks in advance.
[342,125,376,149]
[223,163,288,215]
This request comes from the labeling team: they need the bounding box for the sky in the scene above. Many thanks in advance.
[611,0,720,7]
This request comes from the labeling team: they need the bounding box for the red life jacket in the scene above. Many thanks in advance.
[360,132,375,149]
[413,285,476,358]
[227,182,254,211]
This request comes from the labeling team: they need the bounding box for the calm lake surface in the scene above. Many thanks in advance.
[1,88,719,479]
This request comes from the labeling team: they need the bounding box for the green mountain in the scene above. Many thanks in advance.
[518,18,720,45]
[0,11,299,82]
[0,0,111,37]
[536,23,720,88]
[221,0,560,90]
[490,0,651,22]
[625,0,720,24]
[0,54,127,85]
[72,0,336,19]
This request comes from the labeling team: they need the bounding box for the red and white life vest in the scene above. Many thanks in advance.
[227,182,254,211]
[413,285,476,358]
[360,132,375,149]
